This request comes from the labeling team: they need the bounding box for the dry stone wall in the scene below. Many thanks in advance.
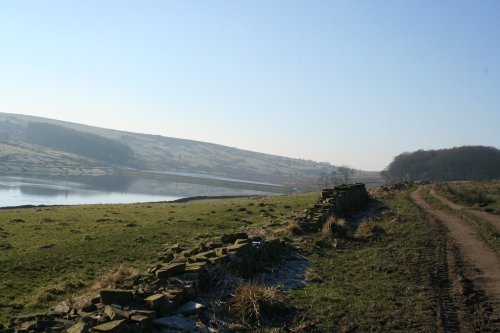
[3,183,370,333]
[296,183,370,231]
[3,233,290,333]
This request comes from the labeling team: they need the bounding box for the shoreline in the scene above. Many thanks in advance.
[0,194,270,210]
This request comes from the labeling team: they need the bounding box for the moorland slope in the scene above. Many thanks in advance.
[0,113,338,188]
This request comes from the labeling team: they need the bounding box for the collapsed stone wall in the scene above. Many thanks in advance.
[296,183,370,231]
[3,184,370,333]
[3,233,290,333]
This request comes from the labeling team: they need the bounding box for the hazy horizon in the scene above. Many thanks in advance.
[1,1,499,170]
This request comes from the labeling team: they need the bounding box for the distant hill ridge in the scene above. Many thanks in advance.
[0,112,335,187]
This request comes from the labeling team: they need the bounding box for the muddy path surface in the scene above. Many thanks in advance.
[411,186,500,330]
[430,187,500,233]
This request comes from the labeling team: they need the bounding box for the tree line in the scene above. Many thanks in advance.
[381,146,500,182]
[25,122,133,165]
[317,166,356,188]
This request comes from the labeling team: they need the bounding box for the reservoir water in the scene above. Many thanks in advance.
[0,175,273,208]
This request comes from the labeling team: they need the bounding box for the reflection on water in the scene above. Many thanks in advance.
[0,175,272,207]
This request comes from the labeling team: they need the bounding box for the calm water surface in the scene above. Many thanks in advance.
[0,175,270,207]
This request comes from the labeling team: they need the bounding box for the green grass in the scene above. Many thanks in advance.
[0,192,319,324]
[435,181,500,214]
[2,187,468,331]
[290,191,437,332]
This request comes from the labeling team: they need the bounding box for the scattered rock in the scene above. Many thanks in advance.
[91,319,127,332]
[220,232,248,244]
[0,243,12,250]
[144,294,166,309]
[39,243,55,249]
[5,225,299,333]
[80,301,97,312]
[104,305,131,320]
[170,244,183,253]
[155,263,186,279]
[67,322,88,333]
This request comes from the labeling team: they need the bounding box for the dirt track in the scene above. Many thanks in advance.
[430,187,500,233]
[411,186,500,330]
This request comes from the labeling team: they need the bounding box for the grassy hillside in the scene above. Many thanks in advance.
[0,113,339,187]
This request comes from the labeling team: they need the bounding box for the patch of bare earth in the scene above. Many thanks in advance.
[412,186,500,331]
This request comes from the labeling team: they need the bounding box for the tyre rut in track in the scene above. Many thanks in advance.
[412,187,500,332]
[425,214,460,332]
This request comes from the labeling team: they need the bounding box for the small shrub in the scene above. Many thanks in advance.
[441,184,496,206]
[230,283,290,325]
[355,218,384,239]
[322,217,347,238]
[90,265,139,292]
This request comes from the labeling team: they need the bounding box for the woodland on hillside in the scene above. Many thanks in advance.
[25,122,134,165]
[381,146,500,182]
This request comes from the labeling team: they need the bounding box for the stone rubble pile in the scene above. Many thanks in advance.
[296,183,369,231]
[3,233,290,333]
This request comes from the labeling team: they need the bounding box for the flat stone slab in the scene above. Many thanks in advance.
[104,305,130,320]
[155,263,186,279]
[234,238,251,245]
[91,319,127,332]
[67,322,87,333]
[133,309,156,319]
[153,315,196,331]
[144,293,166,309]
[227,242,252,253]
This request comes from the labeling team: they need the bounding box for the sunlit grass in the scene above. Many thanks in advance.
[0,192,319,324]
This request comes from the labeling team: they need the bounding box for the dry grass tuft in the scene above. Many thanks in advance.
[304,270,323,284]
[28,280,85,306]
[230,283,290,325]
[90,265,139,292]
[355,218,384,239]
[322,217,347,238]
[285,221,305,236]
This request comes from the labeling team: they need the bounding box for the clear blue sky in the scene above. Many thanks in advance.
[1,1,499,170]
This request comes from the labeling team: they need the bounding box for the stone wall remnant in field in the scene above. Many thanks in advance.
[296,183,370,231]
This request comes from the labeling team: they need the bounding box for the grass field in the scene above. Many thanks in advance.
[435,181,500,214]
[0,193,318,324]
[1,185,480,331]
[289,190,437,332]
